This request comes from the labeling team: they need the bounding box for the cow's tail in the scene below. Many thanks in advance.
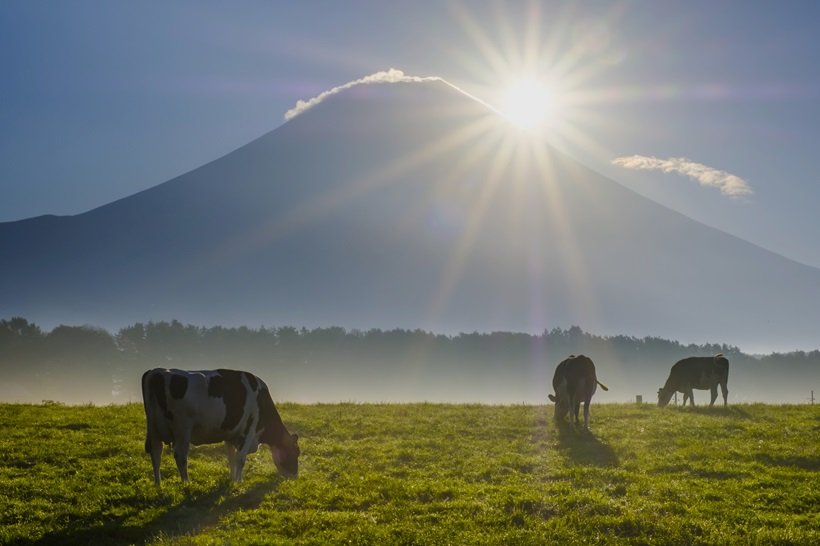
[596,380,609,391]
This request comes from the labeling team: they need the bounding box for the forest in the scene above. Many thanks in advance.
[1,317,818,404]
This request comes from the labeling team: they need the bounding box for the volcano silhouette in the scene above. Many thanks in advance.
[2,79,819,351]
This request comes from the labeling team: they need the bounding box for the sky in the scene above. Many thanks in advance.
[2,1,820,269]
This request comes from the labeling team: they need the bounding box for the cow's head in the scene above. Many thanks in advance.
[657,387,674,407]
[548,377,570,420]
[271,432,300,478]
[550,396,570,420]
[548,393,570,420]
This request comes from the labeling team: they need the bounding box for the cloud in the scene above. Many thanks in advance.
[612,155,752,197]
[284,68,442,121]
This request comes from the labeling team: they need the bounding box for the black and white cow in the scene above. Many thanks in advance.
[141,368,299,485]
[548,354,608,429]
[657,354,729,407]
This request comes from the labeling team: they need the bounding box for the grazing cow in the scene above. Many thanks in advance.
[548,354,609,429]
[657,354,729,407]
[141,368,299,485]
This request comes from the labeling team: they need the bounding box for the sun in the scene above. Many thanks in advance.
[501,77,555,130]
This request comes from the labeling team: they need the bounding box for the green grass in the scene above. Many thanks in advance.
[0,402,818,545]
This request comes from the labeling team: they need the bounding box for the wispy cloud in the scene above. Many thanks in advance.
[284,68,442,121]
[612,155,752,197]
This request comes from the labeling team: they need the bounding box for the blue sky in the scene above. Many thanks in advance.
[2,1,820,267]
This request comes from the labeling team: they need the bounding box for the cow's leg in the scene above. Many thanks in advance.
[232,435,257,482]
[233,452,247,482]
[224,442,250,482]
[225,442,238,480]
[583,398,591,429]
[709,385,718,407]
[720,382,728,407]
[572,396,582,427]
[173,430,191,483]
[148,435,163,486]
[687,389,695,407]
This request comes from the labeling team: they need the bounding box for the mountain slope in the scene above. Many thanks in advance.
[2,80,818,351]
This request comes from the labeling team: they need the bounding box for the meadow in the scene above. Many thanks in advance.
[0,402,817,545]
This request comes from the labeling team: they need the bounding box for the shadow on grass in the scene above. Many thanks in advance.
[555,421,619,467]
[755,453,820,471]
[24,478,282,546]
[685,406,752,418]
[691,468,746,480]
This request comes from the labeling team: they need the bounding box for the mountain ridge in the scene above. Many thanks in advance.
[2,80,818,352]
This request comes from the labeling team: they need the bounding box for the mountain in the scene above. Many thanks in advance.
[2,79,819,352]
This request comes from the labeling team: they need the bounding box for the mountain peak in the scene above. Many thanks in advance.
[2,77,819,352]
[284,69,451,120]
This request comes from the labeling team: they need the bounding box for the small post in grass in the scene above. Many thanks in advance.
[636,395,643,405]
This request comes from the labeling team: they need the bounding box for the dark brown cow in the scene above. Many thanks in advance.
[548,354,609,429]
[141,368,299,485]
[657,354,729,407]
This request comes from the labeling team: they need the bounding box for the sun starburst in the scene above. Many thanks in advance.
[501,77,555,130]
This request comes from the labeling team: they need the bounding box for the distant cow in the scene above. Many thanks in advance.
[141,368,300,485]
[657,354,729,407]
[548,354,609,429]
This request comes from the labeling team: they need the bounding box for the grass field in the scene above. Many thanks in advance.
[0,402,818,545]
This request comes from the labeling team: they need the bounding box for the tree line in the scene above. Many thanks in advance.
[1,317,817,404]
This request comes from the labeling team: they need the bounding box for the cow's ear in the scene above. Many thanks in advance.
[548,394,556,402]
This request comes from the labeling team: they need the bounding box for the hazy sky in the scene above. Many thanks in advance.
[2,1,820,267]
